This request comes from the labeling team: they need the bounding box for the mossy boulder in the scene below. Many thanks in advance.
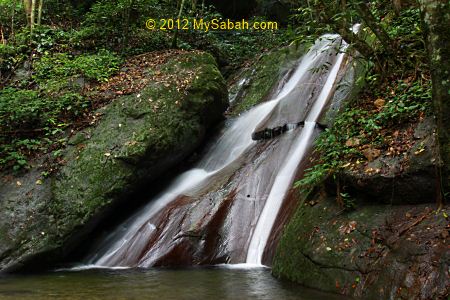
[0,51,228,272]
[273,191,449,299]
[273,112,446,299]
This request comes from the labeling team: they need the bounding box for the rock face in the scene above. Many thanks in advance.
[228,43,309,115]
[0,51,228,272]
[273,193,449,299]
[272,117,449,299]
[335,118,440,205]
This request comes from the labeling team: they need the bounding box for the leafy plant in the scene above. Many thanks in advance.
[33,49,122,83]
[295,78,431,205]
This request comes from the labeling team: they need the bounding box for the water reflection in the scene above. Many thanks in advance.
[0,268,349,300]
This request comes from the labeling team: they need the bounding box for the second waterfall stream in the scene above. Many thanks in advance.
[85,34,352,268]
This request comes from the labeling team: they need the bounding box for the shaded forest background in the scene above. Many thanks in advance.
[0,0,448,203]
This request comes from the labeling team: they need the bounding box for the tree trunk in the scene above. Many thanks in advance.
[30,0,36,31]
[420,0,450,198]
[37,0,43,26]
[1,26,5,45]
[23,0,32,26]
[171,0,186,48]
[393,0,402,15]
[353,1,395,54]
[11,0,17,37]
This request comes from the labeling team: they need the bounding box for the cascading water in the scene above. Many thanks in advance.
[85,34,351,268]
[246,42,348,265]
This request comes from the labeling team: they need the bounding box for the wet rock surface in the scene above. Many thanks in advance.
[85,36,353,268]
[0,51,228,272]
[228,43,309,115]
[251,122,328,141]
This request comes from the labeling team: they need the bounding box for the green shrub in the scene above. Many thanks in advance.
[0,88,44,129]
[33,49,122,83]
[295,79,431,196]
[73,49,122,81]
[0,44,22,75]
[0,87,88,170]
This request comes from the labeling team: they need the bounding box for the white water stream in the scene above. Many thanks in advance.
[246,42,348,265]
[87,34,349,268]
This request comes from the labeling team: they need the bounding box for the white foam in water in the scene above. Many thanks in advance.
[214,263,269,270]
[59,265,131,272]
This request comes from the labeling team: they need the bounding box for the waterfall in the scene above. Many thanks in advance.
[86,34,350,268]
[245,43,348,265]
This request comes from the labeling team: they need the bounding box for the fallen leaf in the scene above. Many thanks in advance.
[374,98,385,109]
[414,148,425,155]
[346,137,360,147]
[362,147,381,161]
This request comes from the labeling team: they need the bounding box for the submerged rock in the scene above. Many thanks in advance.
[0,51,228,272]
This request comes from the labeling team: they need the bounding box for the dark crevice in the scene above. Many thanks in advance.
[300,251,367,274]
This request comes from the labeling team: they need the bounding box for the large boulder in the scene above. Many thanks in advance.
[0,51,228,272]
[336,118,440,204]
[273,192,449,299]
[272,103,448,300]
[271,48,448,299]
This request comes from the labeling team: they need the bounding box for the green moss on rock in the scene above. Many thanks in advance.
[229,43,309,115]
[273,192,449,299]
[0,51,227,272]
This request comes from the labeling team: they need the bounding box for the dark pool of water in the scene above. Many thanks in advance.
[0,267,348,299]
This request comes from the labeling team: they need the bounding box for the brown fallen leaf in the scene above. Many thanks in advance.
[346,137,360,147]
[374,98,385,109]
[362,147,381,161]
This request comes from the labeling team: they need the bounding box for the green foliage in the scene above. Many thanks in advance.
[340,192,356,210]
[0,87,85,138]
[0,88,44,129]
[291,0,428,74]
[0,139,43,171]
[0,86,89,170]
[1,26,74,80]
[33,49,121,82]
[76,0,171,52]
[0,0,25,39]
[0,44,23,76]
[295,79,431,194]
[375,80,431,124]
[13,26,73,53]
